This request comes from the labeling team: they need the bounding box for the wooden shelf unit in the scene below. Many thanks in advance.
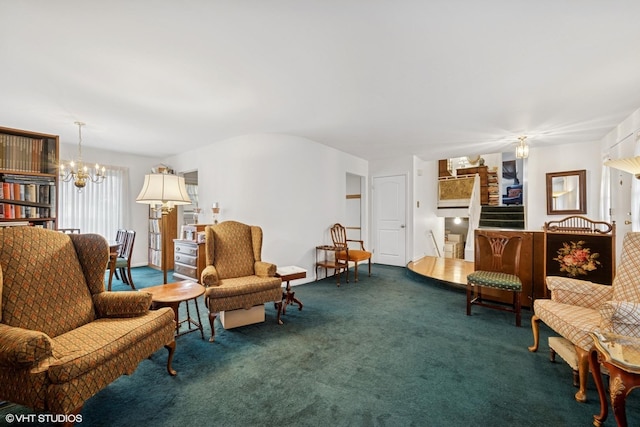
[147,207,177,271]
[0,126,59,229]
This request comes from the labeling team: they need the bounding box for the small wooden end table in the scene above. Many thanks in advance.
[315,245,349,286]
[145,280,205,339]
[589,332,640,427]
[276,266,307,315]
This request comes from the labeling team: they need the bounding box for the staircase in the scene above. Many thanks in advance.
[478,205,525,230]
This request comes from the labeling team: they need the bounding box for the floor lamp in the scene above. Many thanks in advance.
[136,171,191,284]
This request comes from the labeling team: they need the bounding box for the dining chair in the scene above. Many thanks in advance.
[113,229,127,281]
[466,231,523,326]
[108,230,136,291]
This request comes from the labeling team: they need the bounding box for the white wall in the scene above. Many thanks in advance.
[413,156,441,261]
[59,143,164,267]
[524,140,602,231]
[166,133,368,283]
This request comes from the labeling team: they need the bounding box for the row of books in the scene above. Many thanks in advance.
[149,232,163,250]
[0,134,57,174]
[148,218,163,234]
[0,220,56,229]
[0,179,57,219]
[148,248,163,266]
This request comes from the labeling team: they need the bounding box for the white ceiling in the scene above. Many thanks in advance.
[2,1,640,161]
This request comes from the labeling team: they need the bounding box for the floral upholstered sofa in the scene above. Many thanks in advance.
[0,227,176,417]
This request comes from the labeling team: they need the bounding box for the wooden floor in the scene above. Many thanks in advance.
[407,255,474,286]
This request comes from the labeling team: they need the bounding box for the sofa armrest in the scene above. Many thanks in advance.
[600,301,640,337]
[201,265,220,287]
[546,276,613,309]
[255,261,276,277]
[0,323,53,368]
[93,291,152,318]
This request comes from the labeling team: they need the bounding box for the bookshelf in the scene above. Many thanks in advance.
[0,127,59,229]
[147,207,177,271]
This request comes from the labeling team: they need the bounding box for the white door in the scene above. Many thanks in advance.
[373,175,406,266]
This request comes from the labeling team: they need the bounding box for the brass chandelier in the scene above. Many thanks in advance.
[60,121,106,190]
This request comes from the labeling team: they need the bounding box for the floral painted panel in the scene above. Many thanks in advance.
[545,233,614,285]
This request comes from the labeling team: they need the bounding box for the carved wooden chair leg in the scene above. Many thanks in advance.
[276,301,283,325]
[514,290,522,327]
[575,345,589,402]
[528,314,540,352]
[208,312,217,342]
[165,340,177,376]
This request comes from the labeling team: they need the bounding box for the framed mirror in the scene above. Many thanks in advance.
[546,169,586,215]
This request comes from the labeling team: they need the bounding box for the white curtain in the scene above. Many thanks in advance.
[58,165,129,241]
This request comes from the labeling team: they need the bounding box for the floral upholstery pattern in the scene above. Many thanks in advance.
[530,231,640,402]
[202,221,282,342]
[0,226,176,415]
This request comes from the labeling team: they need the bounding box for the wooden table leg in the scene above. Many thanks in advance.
[607,364,640,427]
[153,301,180,335]
[281,280,303,315]
[589,347,608,426]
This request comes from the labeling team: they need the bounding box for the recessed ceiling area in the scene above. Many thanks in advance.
[1,1,639,161]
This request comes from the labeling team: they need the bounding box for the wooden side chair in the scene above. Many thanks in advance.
[330,223,372,282]
[108,230,136,291]
[466,231,523,326]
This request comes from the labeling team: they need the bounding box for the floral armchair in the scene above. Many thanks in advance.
[201,221,282,342]
[529,230,640,402]
[0,227,176,417]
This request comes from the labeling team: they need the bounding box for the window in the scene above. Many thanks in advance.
[58,165,129,241]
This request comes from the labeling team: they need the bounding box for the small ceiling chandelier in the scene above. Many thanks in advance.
[60,121,106,190]
[515,135,529,159]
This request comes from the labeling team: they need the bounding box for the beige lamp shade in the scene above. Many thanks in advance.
[604,156,640,179]
[136,173,192,211]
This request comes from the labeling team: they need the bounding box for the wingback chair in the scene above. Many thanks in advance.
[0,227,176,418]
[201,221,282,342]
[529,232,640,402]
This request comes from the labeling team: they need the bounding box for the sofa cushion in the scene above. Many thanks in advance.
[534,299,601,351]
[205,275,281,299]
[47,307,174,384]
[0,227,95,337]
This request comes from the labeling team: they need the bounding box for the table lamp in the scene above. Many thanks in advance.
[136,171,192,283]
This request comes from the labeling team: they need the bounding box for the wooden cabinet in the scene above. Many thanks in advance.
[474,229,545,308]
[147,208,177,271]
[0,126,59,229]
[173,239,206,282]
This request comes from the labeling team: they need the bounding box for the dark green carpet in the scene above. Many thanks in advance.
[2,265,638,426]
